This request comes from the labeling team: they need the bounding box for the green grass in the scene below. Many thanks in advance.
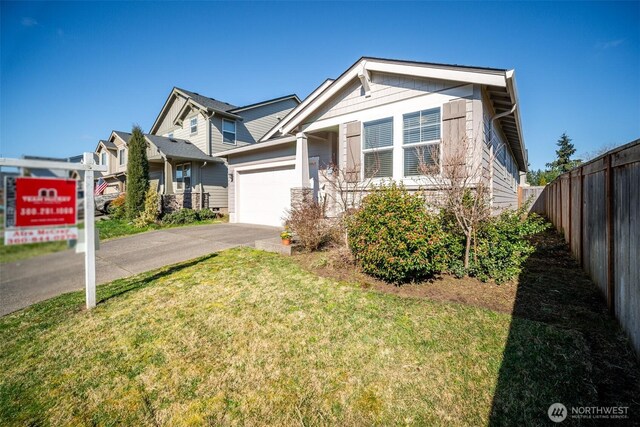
[0,248,597,426]
[0,216,227,264]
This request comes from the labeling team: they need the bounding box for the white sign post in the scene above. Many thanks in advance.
[83,152,97,308]
[0,153,107,310]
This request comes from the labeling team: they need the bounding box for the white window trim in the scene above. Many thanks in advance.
[222,119,237,145]
[118,148,126,166]
[361,117,394,179]
[190,117,198,135]
[101,151,108,168]
[401,107,443,178]
[176,162,192,192]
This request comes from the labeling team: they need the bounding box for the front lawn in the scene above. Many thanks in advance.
[0,216,227,263]
[2,242,636,425]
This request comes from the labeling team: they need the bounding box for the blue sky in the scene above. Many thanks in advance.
[1,1,638,170]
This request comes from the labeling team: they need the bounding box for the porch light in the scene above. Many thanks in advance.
[228,173,233,182]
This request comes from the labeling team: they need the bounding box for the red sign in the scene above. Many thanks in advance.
[11,177,77,227]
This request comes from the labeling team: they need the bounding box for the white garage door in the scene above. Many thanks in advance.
[237,165,295,227]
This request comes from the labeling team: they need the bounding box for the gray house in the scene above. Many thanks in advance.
[95,87,300,212]
[214,57,527,226]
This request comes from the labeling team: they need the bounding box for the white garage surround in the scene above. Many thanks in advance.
[234,161,296,227]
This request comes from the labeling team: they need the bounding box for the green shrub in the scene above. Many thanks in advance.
[107,194,127,220]
[125,126,150,219]
[346,182,450,283]
[134,188,160,228]
[197,209,219,221]
[470,208,549,283]
[162,208,199,225]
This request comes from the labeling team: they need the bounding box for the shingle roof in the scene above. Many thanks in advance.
[144,134,222,162]
[175,87,237,113]
[112,131,132,143]
[99,140,117,150]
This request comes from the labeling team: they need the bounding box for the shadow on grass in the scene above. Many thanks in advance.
[488,229,640,425]
[96,253,219,306]
[0,253,219,343]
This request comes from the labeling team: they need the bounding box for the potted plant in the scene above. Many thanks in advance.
[280,229,293,246]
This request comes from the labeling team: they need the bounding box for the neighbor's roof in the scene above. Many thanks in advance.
[144,134,223,163]
[111,131,132,144]
[229,94,301,113]
[96,139,117,152]
[175,87,238,113]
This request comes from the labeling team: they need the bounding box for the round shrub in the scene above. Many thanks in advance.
[107,193,127,220]
[346,182,449,283]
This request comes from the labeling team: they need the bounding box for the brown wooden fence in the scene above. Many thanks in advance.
[532,139,640,356]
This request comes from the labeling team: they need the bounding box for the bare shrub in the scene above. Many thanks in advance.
[284,201,337,252]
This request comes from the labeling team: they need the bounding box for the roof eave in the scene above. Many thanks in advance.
[277,58,509,137]
[213,135,297,158]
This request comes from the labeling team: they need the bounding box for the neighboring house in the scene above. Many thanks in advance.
[21,155,83,179]
[95,87,300,211]
[214,57,527,227]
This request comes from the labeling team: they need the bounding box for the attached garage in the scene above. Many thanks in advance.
[236,164,295,227]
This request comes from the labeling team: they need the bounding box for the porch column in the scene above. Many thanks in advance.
[164,158,173,195]
[295,132,310,188]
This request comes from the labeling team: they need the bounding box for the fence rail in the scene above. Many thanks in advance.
[530,139,640,356]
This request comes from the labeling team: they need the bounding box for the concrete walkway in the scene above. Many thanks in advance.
[0,223,280,316]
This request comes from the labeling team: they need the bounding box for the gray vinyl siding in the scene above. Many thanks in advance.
[212,99,298,154]
[200,163,228,208]
[156,95,188,135]
[165,113,208,154]
[240,99,298,143]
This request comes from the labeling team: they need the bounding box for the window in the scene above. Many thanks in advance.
[403,107,441,176]
[190,117,198,134]
[222,119,236,144]
[100,152,107,167]
[363,117,393,178]
[119,148,126,166]
[176,163,191,190]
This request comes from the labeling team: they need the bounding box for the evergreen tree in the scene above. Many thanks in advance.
[125,125,149,219]
[546,132,581,173]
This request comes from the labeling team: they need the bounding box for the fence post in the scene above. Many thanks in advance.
[605,154,615,314]
[579,167,585,268]
[568,173,572,247]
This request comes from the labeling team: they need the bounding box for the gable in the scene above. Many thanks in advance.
[306,72,461,125]
[155,93,188,136]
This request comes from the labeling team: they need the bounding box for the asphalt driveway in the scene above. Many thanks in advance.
[0,223,280,316]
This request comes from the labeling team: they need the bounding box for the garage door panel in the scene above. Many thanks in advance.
[237,165,295,227]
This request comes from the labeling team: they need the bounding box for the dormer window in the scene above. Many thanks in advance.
[190,117,198,135]
[119,148,126,166]
[223,119,236,145]
[101,152,107,167]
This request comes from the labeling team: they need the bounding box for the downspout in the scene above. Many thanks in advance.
[199,161,207,210]
[489,103,517,209]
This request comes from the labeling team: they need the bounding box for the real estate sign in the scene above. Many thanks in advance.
[4,176,78,245]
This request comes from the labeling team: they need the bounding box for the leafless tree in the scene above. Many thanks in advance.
[319,152,380,245]
[417,132,498,270]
